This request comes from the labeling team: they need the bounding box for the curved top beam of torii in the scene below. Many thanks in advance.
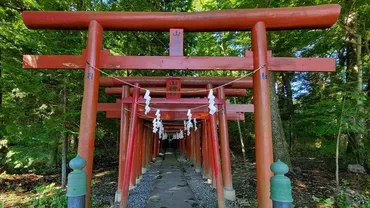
[22,4,340,31]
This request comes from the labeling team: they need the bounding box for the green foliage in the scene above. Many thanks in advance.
[4,145,50,174]
[313,180,370,208]
[312,195,335,207]
[28,183,67,208]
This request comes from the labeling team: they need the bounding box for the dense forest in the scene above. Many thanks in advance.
[0,0,369,207]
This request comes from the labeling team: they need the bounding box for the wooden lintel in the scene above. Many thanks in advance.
[23,50,335,72]
[104,111,245,120]
[120,97,224,105]
[97,103,254,113]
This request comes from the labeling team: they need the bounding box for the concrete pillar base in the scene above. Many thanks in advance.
[114,190,121,202]
[136,177,141,184]
[224,188,236,201]
[195,168,201,173]
[129,185,136,190]
[142,168,147,174]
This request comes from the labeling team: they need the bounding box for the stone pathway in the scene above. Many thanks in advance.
[146,149,198,208]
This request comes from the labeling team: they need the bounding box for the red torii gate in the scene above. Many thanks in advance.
[99,82,247,199]
[97,83,252,202]
[21,4,340,208]
[98,80,253,203]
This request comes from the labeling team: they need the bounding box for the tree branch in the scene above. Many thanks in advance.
[338,22,359,37]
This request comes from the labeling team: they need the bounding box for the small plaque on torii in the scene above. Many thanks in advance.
[166,78,181,99]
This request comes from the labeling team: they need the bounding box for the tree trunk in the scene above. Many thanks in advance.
[281,73,295,152]
[48,139,59,168]
[70,134,77,151]
[342,11,365,164]
[234,98,248,171]
[266,32,291,166]
[269,72,292,166]
[336,97,345,189]
[77,0,84,10]
[61,85,68,187]
[354,34,365,164]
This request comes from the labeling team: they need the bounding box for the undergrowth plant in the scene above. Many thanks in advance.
[313,180,370,208]
[28,183,66,208]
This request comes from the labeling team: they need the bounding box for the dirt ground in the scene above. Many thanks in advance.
[0,154,369,207]
[0,173,61,207]
[231,154,370,207]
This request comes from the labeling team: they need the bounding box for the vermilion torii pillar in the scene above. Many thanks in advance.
[153,132,159,160]
[217,87,235,201]
[252,22,274,208]
[207,84,225,207]
[77,21,103,207]
[135,119,144,184]
[148,130,153,165]
[130,119,139,188]
[141,126,148,174]
[207,117,216,189]
[121,83,140,207]
[21,4,340,208]
[202,120,210,179]
[190,128,196,164]
[116,85,129,202]
[195,125,202,173]
[186,133,191,159]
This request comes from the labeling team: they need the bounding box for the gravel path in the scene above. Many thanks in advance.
[146,150,197,208]
[97,158,163,208]
[126,158,163,208]
[92,149,239,208]
[177,153,239,208]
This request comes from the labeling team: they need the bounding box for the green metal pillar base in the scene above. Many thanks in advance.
[270,160,293,207]
[66,155,87,208]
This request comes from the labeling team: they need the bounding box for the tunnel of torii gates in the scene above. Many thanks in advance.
[21,3,340,208]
